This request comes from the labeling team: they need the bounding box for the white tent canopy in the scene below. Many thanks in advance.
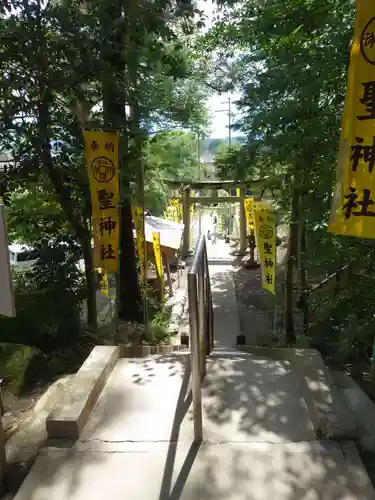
[144,215,184,251]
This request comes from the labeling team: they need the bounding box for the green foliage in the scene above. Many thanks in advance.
[6,186,73,245]
[309,277,375,363]
[0,344,37,394]
[0,0,209,340]
[149,309,171,344]
[0,244,84,352]
[214,142,252,180]
[145,130,200,214]
[204,0,354,225]
[203,0,375,360]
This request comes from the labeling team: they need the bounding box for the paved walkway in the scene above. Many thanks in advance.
[13,251,375,499]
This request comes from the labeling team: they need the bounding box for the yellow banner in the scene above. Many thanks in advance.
[329,1,375,239]
[98,269,109,296]
[177,203,182,222]
[152,232,165,300]
[254,204,276,294]
[164,206,171,220]
[165,205,180,223]
[169,198,183,221]
[84,130,120,272]
[92,210,119,273]
[132,205,146,283]
[218,214,222,233]
[244,197,255,232]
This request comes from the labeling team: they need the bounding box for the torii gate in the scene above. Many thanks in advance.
[165,179,264,258]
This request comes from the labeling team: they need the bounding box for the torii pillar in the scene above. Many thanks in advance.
[239,184,247,255]
[182,185,191,258]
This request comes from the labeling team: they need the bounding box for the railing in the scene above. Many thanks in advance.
[301,263,353,335]
[188,234,214,442]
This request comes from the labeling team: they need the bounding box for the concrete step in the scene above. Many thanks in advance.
[76,349,315,445]
[13,440,375,499]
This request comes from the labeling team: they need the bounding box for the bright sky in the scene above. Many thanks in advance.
[207,92,242,139]
[200,0,242,138]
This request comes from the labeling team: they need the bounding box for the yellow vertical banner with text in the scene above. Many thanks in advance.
[132,205,146,283]
[329,1,375,239]
[254,204,276,295]
[244,197,255,232]
[169,199,181,223]
[98,269,109,296]
[177,203,182,222]
[152,232,165,300]
[164,206,172,221]
[84,130,120,272]
[218,214,222,233]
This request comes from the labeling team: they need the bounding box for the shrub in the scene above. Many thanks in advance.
[0,242,84,352]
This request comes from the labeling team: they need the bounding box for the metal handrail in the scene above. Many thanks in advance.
[188,234,214,442]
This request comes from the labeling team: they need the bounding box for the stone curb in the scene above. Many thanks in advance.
[236,346,356,440]
[46,346,120,440]
[341,441,375,498]
[120,344,186,358]
[333,370,375,452]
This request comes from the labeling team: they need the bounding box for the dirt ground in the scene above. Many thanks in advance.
[233,234,288,346]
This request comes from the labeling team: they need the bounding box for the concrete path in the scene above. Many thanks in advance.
[71,349,315,447]
[209,264,241,349]
[12,250,375,499]
[14,440,375,500]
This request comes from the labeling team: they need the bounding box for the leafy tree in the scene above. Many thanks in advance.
[0,0,209,335]
[205,0,357,343]
[145,131,201,214]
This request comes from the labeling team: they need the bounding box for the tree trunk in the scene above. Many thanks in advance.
[101,2,142,323]
[284,184,299,345]
[298,217,307,306]
[118,201,143,322]
[82,235,97,329]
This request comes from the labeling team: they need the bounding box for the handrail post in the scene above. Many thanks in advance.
[187,234,215,443]
[188,271,203,442]
[198,257,206,377]
[182,186,191,258]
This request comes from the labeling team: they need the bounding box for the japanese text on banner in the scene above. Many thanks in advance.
[244,197,255,232]
[254,204,276,295]
[84,130,120,272]
[329,1,375,239]
[152,232,165,300]
[92,210,119,271]
[132,205,147,283]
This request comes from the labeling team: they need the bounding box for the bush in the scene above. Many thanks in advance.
[0,343,38,394]
[308,277,375,363]
[0,242,84,352]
